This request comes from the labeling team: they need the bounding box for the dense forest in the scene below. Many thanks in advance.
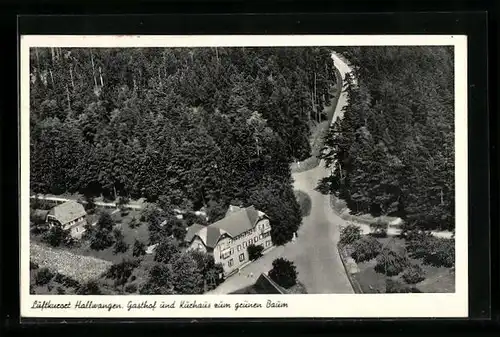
[320,47,454,230]
[30,47,336,244]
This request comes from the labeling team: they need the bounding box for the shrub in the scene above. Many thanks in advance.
[406,231,455,268]
[268,258,298,289]
[77,280,102,295]
[423,238,455,268]
[132,239,146,257]
[42,224,71,247]
[402,263,426,284]
[113,238,129,254]
[351,236,382,262]
[30,261,39,270]
[84,195,96,213]
[125,283,138,293]
[406,230,435,259]
[54,273,80,289]
[35,268,54,285]
[56,286,66,294]
[54,273,65,283]
[247,244,264,261]
[294,190,312,217]
[369,220,388,238]
[385,278,422,293]
[339,224,362,246]
[374,248,409,276]
[90,227,114,251]
[105,259,140,288]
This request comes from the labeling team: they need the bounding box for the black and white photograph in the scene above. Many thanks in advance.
[20,35,468,318]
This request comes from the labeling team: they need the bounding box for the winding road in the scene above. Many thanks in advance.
[207,53,355,294]
[285,52,353,293]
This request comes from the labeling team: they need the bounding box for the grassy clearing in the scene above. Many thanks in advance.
[350,237,455,293]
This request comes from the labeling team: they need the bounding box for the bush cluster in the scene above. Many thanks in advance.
[406,231,455,268]
[339,224,362,246]
[402,263,426,284]
[35,268,54,286]
[30,261,39,270]
[351,236,382,262]
[374,248,409,276]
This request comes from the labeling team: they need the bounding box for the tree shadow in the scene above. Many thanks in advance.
[293,190,312,217]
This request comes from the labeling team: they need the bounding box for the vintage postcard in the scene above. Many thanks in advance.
[20,35,468,318]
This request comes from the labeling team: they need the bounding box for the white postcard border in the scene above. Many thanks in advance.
[20,35,468,318]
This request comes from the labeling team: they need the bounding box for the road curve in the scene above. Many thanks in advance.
[287,52,354,293]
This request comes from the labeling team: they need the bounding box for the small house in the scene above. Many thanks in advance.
[46,200,87,239]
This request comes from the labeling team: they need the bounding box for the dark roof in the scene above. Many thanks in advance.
[211,205,262,238]
[48,200,86,225]
[186,205,266,249]
[185,224,206,243]
[185,224,228,249]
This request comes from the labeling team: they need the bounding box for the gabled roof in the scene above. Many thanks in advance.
[212,205,263,238]
[48,200,86,225]
[185,205,266,249]
[185,223,207,243]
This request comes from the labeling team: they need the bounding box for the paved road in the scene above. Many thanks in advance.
[286,53,353,293]
[207,52,354,294]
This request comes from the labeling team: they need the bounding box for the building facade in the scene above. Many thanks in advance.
[46,200,87,239]
[185,205,272,276]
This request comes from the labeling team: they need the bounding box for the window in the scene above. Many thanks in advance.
[228,259,234,267]
[220,249,231,259]
[239,253,245,262]
[254,237,258,243]
[237,244,242,251]
[230,248,234,255]
[228,239,233,245]
[243,242,247,248]
[259,234,264,240]
[266,240,272,247]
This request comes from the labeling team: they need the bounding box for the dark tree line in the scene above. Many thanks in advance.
[30,47,336,243]
[320,47,454,230]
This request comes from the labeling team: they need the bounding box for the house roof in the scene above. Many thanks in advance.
[212,205,263,237]
[185,223,207,243]
[186,205,266,249]
[48,200,86,225]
